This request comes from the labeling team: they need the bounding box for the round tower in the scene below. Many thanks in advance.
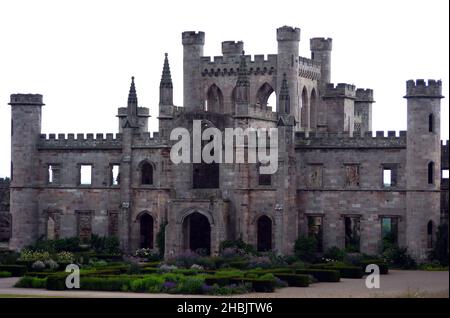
[8,94,44,250]
[404,79,443,260]
[277,26,300,121]
[310,38,332,85]
[182,31,205,111]
[222,41,243,60]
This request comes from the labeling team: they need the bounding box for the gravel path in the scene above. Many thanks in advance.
[0,270,448,298]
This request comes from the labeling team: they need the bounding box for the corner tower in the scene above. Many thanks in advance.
[310,38,332,86]
[404,79,443,260]
[8,94,44,249]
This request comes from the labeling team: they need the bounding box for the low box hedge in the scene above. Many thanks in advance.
[0,271,12,278]
[0,265,27,277]
[227,261,250,270]
[359,260,389,275]
[204,276,231,287]
[273,274,310,287]
[46,273,69,290]
[294,269,340,282]
[311,264,364,279]
[232,278,275,292]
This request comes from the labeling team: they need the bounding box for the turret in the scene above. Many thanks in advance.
[277,26,300,122]
[117,77,150,133]
[322,83,356,134]
[159,53,174,139]
[310,38,332,85]
[8,94,44,249]
[182,31,205,111]
[404,79,444,260]
[354,88,374,134]
[222,41,244,61]
[234,51,250,114]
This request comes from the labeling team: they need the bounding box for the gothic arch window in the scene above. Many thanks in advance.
[139,213,154,249]
[193,121,219,189]
[427,220,434,248]
[257,215,272,252]
[257,163,272,186]
[310,88,318,130]
[140,161,154,185]
[428,113,434,133]
[256,83,275,107]
[206,84,224,113]
[428,161,434,185]
[301,87,309,130]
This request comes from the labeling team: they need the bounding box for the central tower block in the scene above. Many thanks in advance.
[182,31,205,111]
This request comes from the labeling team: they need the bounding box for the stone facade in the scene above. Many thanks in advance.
[6,26,447,261]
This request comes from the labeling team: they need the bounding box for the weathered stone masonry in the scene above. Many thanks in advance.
[6,26,448,261]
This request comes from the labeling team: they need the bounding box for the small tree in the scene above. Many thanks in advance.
[294,236,317,263]
[429,224,449,266]
[156,221,168,258]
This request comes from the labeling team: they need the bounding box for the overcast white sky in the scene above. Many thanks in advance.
[0,0,448,178]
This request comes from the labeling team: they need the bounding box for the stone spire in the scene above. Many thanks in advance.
[159,53,174,105]
[235,51,250,104]
[125,76,139,128]
[279,73,290,114]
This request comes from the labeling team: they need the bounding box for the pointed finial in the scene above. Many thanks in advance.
[160,53,173,89]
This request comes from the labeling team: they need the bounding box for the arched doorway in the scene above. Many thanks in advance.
[257,215,272,252]
[206,84,224,113]
[256,82,275,107]
[183,212,211,255]
[139,213,154,248]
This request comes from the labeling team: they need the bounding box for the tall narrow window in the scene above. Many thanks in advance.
[383,169,392,187]
[428,162,434,184]
[258,163,272,186]
[344,216,360,252]
[427,220,434,248]
[345,164,360,187]
[443,169,449,179]
[307,216,323,252]
[47,164,60,185]
[141,162,153,185]
[110,164,120,186]
[428,113,434,133]
[79,165,92,185]
[381,217,398,250]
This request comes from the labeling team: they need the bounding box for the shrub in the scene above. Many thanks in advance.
[294,236,317,263]
[310,263,364,279]
[236,278,276,292]
[46,273,68,290]
[382,246,417,269]
[177,276,204,294]
[359,260,389,275]
[429,224,449,266]
[272,274,310,287]
[81,276,132,291]
[323,247,346,262]
[28,237,82,253]
[18,250,51,262]
[0,265,27,277]
[55,251,75,263]
[44,259,60,271]
[0,271,12,278]
[247,256,273,269]
[31,260,46,271]
[15,276,47,288]
[294,269,340,282]
[0,251,20,264]
[129,276,165,293]
[158,264,178,273]
[204,276,231,287]
[156,221,168,258]
[219,239,256,255]
[228,260,250,269]
[90,235,121,254]
[135,248,160,261]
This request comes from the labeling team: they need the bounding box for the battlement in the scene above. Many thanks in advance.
[295,130,407,149]
[37,133,123,150]
[310,38,333,51]
[404,79,443,98]
[277,26,300,41]
[117,107,150,117]
[299,57,322,80]
[201,54,277,77]
[355,88,374,102]
[323,83,356,99]
[235,103,278,121]
[222,41,244,56]
[182,31,205,45]
[9,94,44,106]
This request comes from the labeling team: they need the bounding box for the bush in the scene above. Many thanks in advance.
[135,248,161,261]
[310,263,364,278]
[294,236,317,263]
[323,247,346,262]
[382,246,417,269]
[28,237,82,253]
[15,276,47,288]
[90,235,121,254]
[129,276,165,293]
[228,260,250,270]
[31,260,46,271]
[156,221,168,258]
[55,251,75,263]
[294,269,340,282]
[177,276,204,294]
[0,251,20,264]
[18,250,51,262]
[272,274,310,287]
[429,224,449,266]
[219,239,256,255]
[81,276,132,291]
[359,260,389,275]
[0,271,12,278]
[46,273,68,290]
[0,265,27,277]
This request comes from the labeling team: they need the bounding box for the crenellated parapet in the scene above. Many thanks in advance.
[404,79,443,98]
[37,133,123,150]
[132,132,170,148]
[182,31,205,45]
[295,130,407,149]
[201,54,277,77]
[355,88,374,102]
[323,83,356,99]
[299,57,321,80]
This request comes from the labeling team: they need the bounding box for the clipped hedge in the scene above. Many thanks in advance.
[227,261,250,270]
[46,273,68,290]
[359,260,389,275]
[15,276,47,288]
[311,264,363,279]
[0,265,27,277]
[273,274,310,287]
[204,276,231,287]
[294,269,340,282]
[0,271,12,278]
[229,278,275,292]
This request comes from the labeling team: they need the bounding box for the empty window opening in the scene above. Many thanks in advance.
[139,213,154,249]
[345,164,360,187]
[344,216,360,252]
[307,216,323,252]
[443,169,449,179]
[48,166,53,183]
[258,163,272,186]
[383,169,392,187]
[428,162,434,184]
[427,220,434,249]
[141,162,153,185]
[381,217,398,250]
[428,113,434,133]
[47,164,60,184]
[257,215,272,252]
[80,165,92,185]
[110,164,120,186]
